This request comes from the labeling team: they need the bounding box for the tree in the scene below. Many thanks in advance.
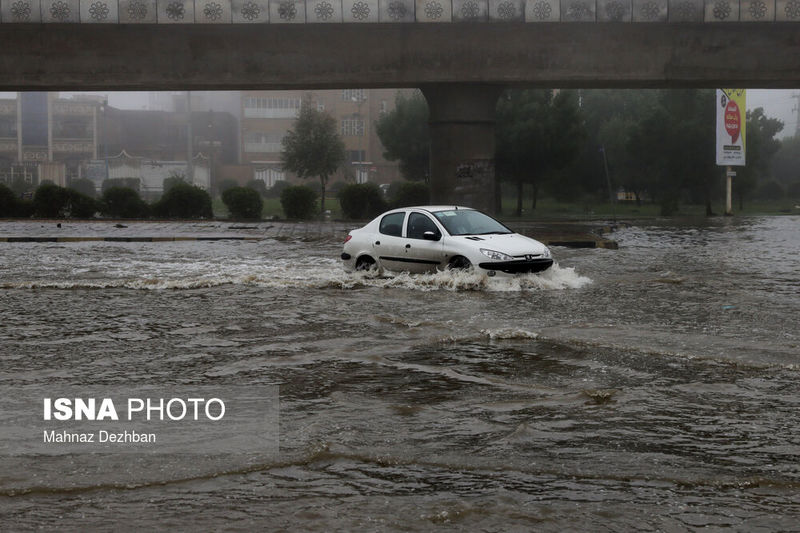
[10,176,34,196]
[266,180,290,199]
[495,89,584,215]
[152,182,213,219]
[388,181,429,208]
[773,135,800,186]
[337,183,387,219]
[102,177,140,193]
[68,178,97,198]
[246,179,269,197]
[216,178,239,194]
[281,99,345,216]
[375,91,430,181]
[280,185,318,219]
[101,187,149,218]
[33,183,69,218]
[0,183,19,217]
[222,186,263,219]
[734,108,784,209]
[163,173,187,193]
[66,190,99,218]
[32,183,97,218]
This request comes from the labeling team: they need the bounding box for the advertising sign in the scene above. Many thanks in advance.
[716,89,746,166]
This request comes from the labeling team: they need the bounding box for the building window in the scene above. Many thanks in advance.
[347,150,366,163]
[244,96,301,118]
[342,89,366,102]
[380,100,387,114]
[255,167,285,188]
[341,118,365,137]
[244,132,285,153]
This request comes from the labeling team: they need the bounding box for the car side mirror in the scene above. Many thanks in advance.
[423,231,441,241]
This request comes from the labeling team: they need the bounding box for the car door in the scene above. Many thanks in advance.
[400,212,446,273]
[373,211,409,272]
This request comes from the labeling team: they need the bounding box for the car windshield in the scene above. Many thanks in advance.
[432,209,513,236]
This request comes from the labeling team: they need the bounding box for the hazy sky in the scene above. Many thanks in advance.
[2,89,798,138]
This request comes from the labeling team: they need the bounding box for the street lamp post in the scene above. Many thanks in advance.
[102,99,109,183]
[352,92,365,184]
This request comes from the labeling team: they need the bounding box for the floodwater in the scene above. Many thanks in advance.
[1,216,799,531]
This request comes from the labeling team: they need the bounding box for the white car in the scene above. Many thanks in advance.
[341,206,553,276]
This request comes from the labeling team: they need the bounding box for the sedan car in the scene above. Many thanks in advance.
[341,206,553,276]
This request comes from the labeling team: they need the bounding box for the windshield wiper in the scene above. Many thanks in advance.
[474,231,511,235]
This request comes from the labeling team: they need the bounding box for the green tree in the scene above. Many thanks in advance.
[734,108,784,209]
[572,90,661,206]
[68,178,97,198]
[0,183,19,217]
[33,183,69,218]
[281,99,346,215]
[216,178,239,195]
[266,180,290,199]
[101,187,149,218]
[337,183,387,219]
[222,186,263,219]
[389,181,430,208]
[66,190,99,218]
[280,185,318,219]
[10,176,34,196]
[152,182,213,219]
[375,91,430,182]
[32,183,97,218]
[496,89,584,215]
[245,179,268,197]
[163,173,187,193]
[102,177,140,193]
[773,135,800,186]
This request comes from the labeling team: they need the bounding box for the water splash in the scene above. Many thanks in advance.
[1,260,591,292]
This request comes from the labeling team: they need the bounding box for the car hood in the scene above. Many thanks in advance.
[457,234,548,256]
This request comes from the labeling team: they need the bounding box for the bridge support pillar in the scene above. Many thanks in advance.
[422,84,503,214]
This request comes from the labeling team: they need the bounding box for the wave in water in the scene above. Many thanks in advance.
[1,262,592,292]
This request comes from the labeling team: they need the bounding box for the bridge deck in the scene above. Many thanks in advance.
[1,0,799,24]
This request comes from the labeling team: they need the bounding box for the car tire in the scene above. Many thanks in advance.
[448,256,472,270]
[355,256,377,271]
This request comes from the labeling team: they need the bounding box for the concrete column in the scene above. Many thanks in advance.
[422,84,503,214]
[16,93,22,164]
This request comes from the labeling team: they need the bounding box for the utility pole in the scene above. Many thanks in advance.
[186,91,193,185]
[792,92,800,137]
[600,145,616,221]
[352,91,366,184]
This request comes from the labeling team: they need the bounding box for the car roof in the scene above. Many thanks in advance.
[400,206,475,213]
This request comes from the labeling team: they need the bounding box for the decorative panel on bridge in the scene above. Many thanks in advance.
[2,0,800,21]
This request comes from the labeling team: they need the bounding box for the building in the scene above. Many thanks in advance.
[0,92,235,196]
[240,88,411,189]
[0,92,100,187]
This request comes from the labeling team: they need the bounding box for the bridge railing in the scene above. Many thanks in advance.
[0,0,798,24]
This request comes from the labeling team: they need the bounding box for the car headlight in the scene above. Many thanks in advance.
[542,247,551,258]
[480,248,513,261]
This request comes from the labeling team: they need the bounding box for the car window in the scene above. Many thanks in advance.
[433,209,513,236]
[379,212,405,237]
[406,213,440,240]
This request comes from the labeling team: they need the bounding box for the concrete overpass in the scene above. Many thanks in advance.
[2,2,799,211]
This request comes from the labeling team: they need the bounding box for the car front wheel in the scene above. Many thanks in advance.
[447,256,472,270]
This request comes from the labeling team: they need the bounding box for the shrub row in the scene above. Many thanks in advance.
[0,182,214,219]
[336,181,430,220]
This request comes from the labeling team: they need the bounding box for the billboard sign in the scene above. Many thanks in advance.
[716,89,746,166]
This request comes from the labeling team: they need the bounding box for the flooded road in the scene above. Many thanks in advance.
[1,216,799,530]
